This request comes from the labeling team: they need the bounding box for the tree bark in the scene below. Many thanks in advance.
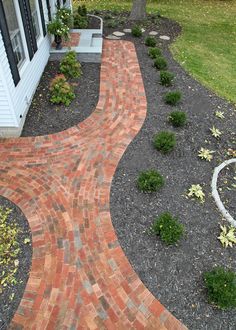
[130,0,147,20]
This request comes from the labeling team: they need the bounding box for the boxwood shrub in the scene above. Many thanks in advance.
[137,170,165,192]
[153,131,176,153]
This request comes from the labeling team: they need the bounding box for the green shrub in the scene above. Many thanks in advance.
[148,47,162,59]
[169,111,187,127]
[204,267,236,310]
[105,19,118,28]
[164,91,182,106]
[50,74,75,106]
[60,51,82,79]
[153,131,176,153]
[137,170,164,193]
[145,36,157,47]
[151,212,184,245]
[77,4,87,17]
[131,25,142,37]
[56,7,72,27]
[160,70,174,87]
[73,14,88,29]
[154,56,167,70]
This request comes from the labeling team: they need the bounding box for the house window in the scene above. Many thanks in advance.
[2,0,25,68]
[29,0,40,39]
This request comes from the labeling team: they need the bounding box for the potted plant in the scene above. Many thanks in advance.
[47,19,70,50]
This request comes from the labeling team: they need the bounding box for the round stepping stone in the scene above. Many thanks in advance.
[113,31,125,37]
[106,35,121,40]
[123,28,131,33]
[159,35,170,40]
[149,31,158,36]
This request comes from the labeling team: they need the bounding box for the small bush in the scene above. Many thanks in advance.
[148,47,162,59]
[50,74,75,106]
[160,70,174,87]
[153,131,176,153]
[164,91,182,106]
[131,25,142,37]
[169,111,187,127]
[73,14,88,29]
[60,51,82,79]
[77,4,87,17]
[145,36,157,47]
[154,56,167,70]
[137,170,164,193]
[204,267,236,310]
[151,212,184,245]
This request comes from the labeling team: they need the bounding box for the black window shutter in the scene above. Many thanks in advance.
[18,0,37,60]
[0,0,20,86]
[38,0,46,36]
[46,0,51,21]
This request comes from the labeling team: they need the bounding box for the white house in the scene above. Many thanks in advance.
[0,0,71,137]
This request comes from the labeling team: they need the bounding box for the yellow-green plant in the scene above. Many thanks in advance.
[210,126,222,138]
[198,148,214,161]
[215,111,225,119]
[187,184,205,202]
[218,225,236,248]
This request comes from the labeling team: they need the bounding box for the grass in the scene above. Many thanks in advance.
[78,0,236,103]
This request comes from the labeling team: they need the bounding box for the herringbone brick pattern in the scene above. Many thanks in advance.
[0,41,186,330]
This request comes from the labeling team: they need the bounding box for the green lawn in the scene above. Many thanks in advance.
[79,0,236,103]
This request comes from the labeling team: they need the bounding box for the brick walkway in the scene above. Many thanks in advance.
[0,41,186,330]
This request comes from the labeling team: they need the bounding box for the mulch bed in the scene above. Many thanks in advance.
[104,12,236,330]
[0,196,32,330]
[21,62,100,137]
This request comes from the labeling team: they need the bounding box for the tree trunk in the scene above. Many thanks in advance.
[130,0,147,21]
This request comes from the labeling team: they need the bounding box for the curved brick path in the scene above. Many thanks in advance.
[0,41,186,330]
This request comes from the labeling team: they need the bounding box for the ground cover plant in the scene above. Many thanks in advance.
[204,267,236,310]
[151,212,184,245]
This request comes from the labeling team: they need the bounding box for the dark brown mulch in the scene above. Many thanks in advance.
[21,62,100,137]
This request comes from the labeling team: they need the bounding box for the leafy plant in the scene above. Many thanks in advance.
[164,91,182,106]
[77,4,87,17]
[145,36,157,47]
[50,74,75,106]
[215,110,225,119]
[148,47,162,59]
[218,225,236,248]
[131,25,142,37]
[137,170,165,192]
[210,126,222,138]
[0,207,21,293]
[168,111,187,127]
[150,212,184,245]
[47,19,70,39]
[187,184,205,202]
[153,131,176,153]
[56,7,72,27]
[160,70,174,87]
[227,149,236,157]
[60,51,82,79]
[198,148,214,161]
[204,267,236,310]
[154,56,167,70]
[105,19,118,28]
[73,14,88,29]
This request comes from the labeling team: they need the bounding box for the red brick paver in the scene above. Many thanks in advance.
[0,41,187,330]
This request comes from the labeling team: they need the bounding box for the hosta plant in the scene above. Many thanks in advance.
[187,184,205,202]
[218,225,236,248]
[215,111,225,119]
[210,126,222,138]
[198,148,214,162]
